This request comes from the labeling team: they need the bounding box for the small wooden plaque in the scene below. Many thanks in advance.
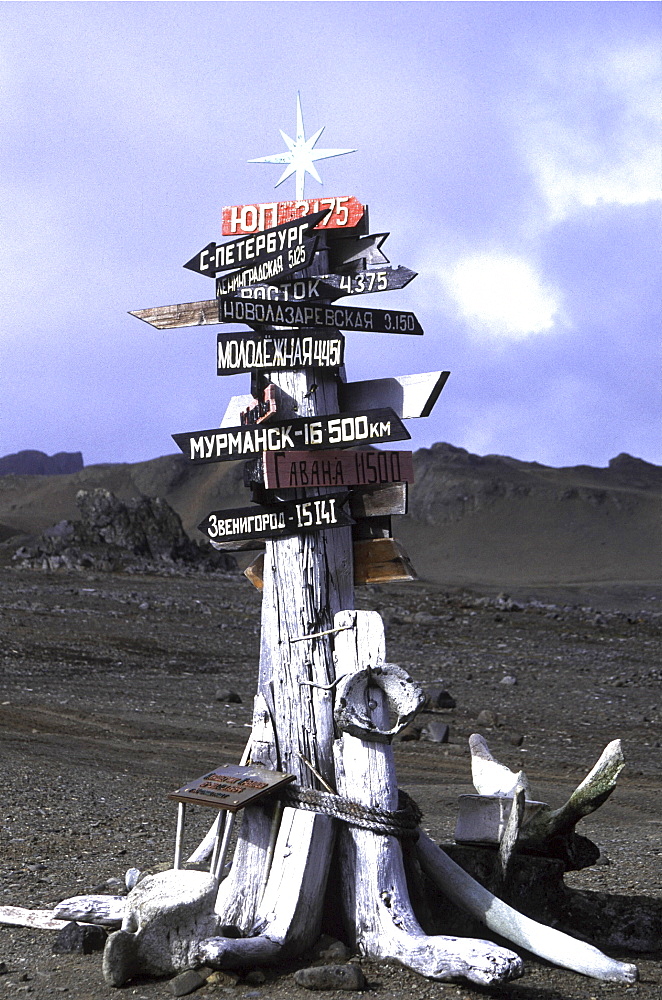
[168,764,295,812]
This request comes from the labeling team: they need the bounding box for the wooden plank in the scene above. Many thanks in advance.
[217,297,424,337]
[244,537,417,590]
[353,538,417,584]
[339,371,449,420]
[173,408,410,465]
[263,449,414,490]
[184,211,326,277]
[217,330,344,375]
[198,494,353,543]
[328,233,389,269]
[317,266,417,297]
[349,482,408,518]
[130,299,220,330]
[222,196,364,235]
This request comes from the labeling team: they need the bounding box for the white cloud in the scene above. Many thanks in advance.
[443,254,560,340]
[518,43,662,223]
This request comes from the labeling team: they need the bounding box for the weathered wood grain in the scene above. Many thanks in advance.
[130,300,219,330]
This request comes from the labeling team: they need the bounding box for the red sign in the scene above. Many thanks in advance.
[222,196,364,236]
[264,448,414,490]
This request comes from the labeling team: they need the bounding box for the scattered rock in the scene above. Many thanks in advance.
[206,970,241,986]
[13,488,236,575]
[294,964,365,990]
[125,868,141,890]
[476,709,499,727]
[318,939,351,962]
[422,720,449,743]
[423,685,457,710]
[244,970,267,984]
[396,722,422,742]
[52,921,107,955]
[500,675,517,686]
[0,961,8,975]
[508,733,525,747]
[214,689,242,704]
[166,967,214,996]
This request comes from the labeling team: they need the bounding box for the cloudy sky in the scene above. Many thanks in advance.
[1,2,660,469]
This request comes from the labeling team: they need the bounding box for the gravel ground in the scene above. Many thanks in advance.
[0,566,660,999]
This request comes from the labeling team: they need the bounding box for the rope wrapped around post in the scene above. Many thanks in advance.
[279,784,422,839]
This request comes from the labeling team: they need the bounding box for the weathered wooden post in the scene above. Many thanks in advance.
[102,102,637,989]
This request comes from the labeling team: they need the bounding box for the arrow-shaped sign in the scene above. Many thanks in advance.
[338,371,450,420]
[317,266,417,298]
[184,209,327,277]
[220,371,448,426]
[217,296,424,336]
[173,408,410,464]
[198,493,353,544]
[327,233,389,270]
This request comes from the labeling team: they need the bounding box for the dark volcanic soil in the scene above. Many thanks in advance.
[0,565,660,999]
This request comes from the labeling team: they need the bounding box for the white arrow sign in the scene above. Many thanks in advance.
[220,371,449,428]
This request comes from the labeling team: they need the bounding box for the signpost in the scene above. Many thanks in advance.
[222,196,364,235]
[197,493,353,543]
[263,448,414,490]
[172,407,410,463]
[217,295,424,336]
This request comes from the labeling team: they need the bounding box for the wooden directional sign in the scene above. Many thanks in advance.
[168,763,295,812]
[172,408,410,464]
[263,448,414,490]
[130,299,220,330]
[222,196,364,235]
[339,371,450,420]
[198,493,353,544]
[217,296,424,336]
[217,330,344,375]
[317,267,417,298]
[184,210,326,278]
[213,239,318,295]
[225,267,417,303]
[222,276,345,303]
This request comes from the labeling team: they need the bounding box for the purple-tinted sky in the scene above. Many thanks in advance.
[1,2,660,468]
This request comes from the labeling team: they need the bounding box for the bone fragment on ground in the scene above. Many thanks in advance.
[416,833,638,983]
[498,782,527,883]
[0,905,75,930]
[332,610,524,986]
[469,734,531,798]
[53,894,126,926]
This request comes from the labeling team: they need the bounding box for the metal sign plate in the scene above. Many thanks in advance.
[216,330,344,375]
[184,210,326,277]
[172,408,410,464]
[263,448,414,490]
[198,492,353,544]
[217,296,424,336]
[168,763,295,812]
[222,196,364,235]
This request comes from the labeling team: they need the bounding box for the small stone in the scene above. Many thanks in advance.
[476,709,499,727]
[319,940,351,961]
[0,962,8,975]
[508,733,525,747]
[396,722,422,742]
[166,967,213,996]
[244,970,267,984]
[422,720,449,743]
[214,689,242,704]
[424,686,456,710]
[294,964,366,991]
[206,970,240,987]
[125,867,141,890]
[52,921,107,955]
[500,675,517,686]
